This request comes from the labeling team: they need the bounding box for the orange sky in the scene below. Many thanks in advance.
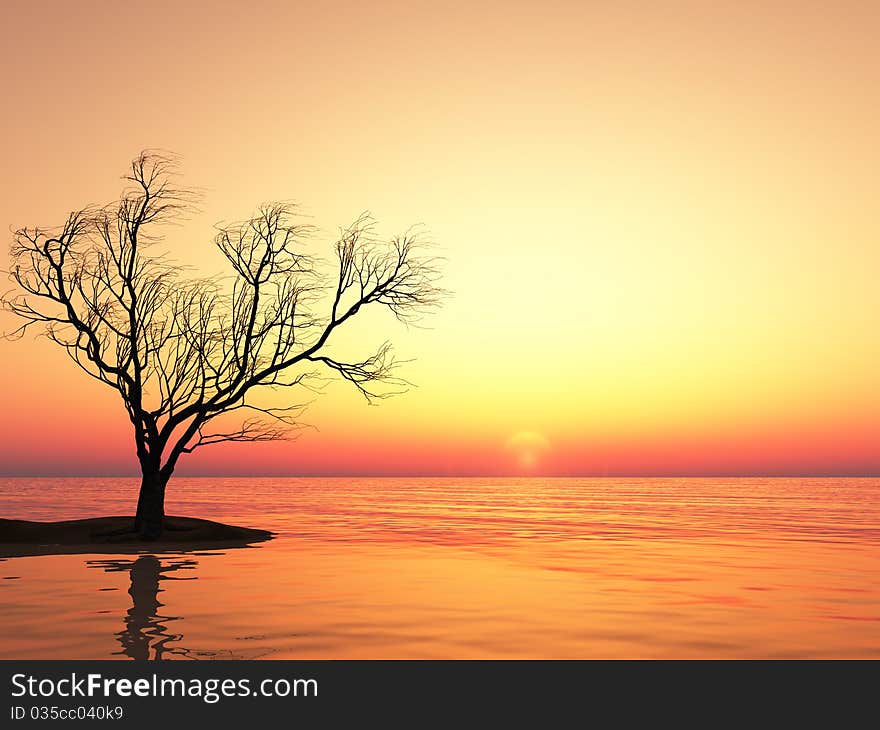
[1,0,878,476]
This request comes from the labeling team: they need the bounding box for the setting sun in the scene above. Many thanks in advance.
[506,431,551,469]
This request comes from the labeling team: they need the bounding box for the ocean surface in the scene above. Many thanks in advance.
[1,476,879,659]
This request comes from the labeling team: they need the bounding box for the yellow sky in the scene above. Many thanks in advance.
[1,1,878,474]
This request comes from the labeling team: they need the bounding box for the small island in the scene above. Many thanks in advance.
[0,517,273,558]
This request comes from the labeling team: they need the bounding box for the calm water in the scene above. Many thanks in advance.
[1,477,879,658]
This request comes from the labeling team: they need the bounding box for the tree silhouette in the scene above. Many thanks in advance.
[3,152,443,538]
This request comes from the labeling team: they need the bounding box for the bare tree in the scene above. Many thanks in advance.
[3,152,444,538]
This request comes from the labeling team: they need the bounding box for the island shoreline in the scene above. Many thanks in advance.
[0,516,274,557]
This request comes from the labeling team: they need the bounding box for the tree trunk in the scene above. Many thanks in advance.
[134,466,168,539]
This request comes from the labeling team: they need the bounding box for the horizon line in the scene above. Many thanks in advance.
[1,473,879,479]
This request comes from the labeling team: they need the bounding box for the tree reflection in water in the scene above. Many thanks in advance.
[87,555,197,659]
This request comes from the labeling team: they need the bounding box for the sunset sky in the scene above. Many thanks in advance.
[0,1,878,476]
